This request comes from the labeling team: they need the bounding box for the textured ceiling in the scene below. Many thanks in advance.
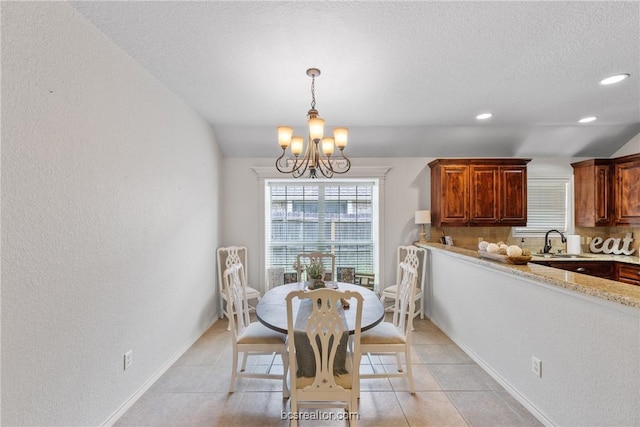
[71,1,640,158]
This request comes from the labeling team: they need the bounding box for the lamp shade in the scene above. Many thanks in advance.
[415,210,431,225]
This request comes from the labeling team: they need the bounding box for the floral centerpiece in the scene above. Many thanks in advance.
[306,259,325,288]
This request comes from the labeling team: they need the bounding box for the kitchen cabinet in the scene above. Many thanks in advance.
[614,154,640,225]
[571,159,614,227]
[429,158,530,227]
[572,153,640,227]
[617,263,640,286]
[531,260,616,280]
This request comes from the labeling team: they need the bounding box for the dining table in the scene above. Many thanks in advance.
[255,281,385,335]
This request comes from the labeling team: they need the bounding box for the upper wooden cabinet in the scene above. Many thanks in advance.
[615,154,640,225]
[572,153,640,227]
[429,159,530,227]
[571,159,614,227]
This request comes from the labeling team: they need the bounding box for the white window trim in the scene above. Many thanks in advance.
[253,166,390,293]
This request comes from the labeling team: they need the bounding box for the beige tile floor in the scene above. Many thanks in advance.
[115,317,543,427]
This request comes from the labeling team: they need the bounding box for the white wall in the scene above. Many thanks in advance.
[1,3,222,425]
[428,250,640,426]
[613,132,640,157]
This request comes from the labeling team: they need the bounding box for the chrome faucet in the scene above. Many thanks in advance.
[543,229,567,254]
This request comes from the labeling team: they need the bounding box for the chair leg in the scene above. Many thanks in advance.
[365,352,379,374]
[395,352,403,372]
[405,350,416,394]
[290,398,298,427]
[281,351,290,399]
[240,351,249,372]
[229,349,238,393]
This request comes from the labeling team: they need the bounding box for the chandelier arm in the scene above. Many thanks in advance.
[275,149,292,173]
[286,140,313,177]
[331,150,352,174]
[315,152,336,178]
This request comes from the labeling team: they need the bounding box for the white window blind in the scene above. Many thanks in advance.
[266,180,378,284]
[513,178,570,236]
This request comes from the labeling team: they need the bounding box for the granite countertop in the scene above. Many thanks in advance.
[415,242,640,309]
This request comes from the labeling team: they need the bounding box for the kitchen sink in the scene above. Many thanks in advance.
[531,253,590,259]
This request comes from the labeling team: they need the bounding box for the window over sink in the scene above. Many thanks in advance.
[513,177,572,237]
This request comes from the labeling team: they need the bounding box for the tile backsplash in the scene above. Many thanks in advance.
[430,225,640,256]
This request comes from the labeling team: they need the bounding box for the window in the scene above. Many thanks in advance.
[265,180,379,287]
[513,177,571,236]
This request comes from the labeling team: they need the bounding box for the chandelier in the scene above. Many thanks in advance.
[276,68,351,178]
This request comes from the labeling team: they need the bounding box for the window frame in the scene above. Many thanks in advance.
[512,176,574,237]
[264,178,381,289]
[252,166,389,294]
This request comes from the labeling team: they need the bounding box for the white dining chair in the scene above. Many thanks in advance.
[295,252,336,281]
[224,263,289,397]
[380,245,427,319]
[360,261,418,394]
[217,246,261,330]
[286,288,363,427]
[266,267,285,291]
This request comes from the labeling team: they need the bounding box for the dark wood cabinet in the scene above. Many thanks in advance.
[617,263,640,286]
[429,159,530,227]
[614,154,640,226]
[571,159,614,227]
[532,259,640,285]
[572,153,640,227]
[531,260,616,280]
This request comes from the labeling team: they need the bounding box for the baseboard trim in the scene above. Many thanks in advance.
[429,317,555,427]
[101,317,219,427]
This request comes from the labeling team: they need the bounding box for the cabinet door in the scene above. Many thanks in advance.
[615,159,640,225]
[594,165,614,226]
[499,166,527,225]
[440,165,469,225]
[617,263,640,286]
[572,161,614,227]
[469,166,499,225]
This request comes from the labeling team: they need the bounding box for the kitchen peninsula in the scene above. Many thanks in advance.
[417,242,640,427]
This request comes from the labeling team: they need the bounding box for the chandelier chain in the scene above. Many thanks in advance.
[310,74,316,111]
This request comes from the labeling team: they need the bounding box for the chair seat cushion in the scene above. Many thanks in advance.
[381,285,422,298]
[381,285,399,296]
[361,322,406,344]
[296,371,352,389]
[246,286,261,298]
[237,322,286,344]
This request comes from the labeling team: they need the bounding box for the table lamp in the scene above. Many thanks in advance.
[415,210,431,243]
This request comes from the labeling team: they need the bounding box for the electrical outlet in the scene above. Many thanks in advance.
[531,356,541,377]
[124,351,133,370]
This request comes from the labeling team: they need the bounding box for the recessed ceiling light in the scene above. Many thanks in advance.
[476,113,493,120]
[599,74,630,85]
[579,116,597,123]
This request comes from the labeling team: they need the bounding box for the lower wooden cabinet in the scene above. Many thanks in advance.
[532,260,640,285]
[617,263,640,286]
[531,261,615,280]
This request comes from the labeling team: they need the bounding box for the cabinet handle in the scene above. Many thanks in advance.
[576,267,586,272]
[637,271,640,276]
